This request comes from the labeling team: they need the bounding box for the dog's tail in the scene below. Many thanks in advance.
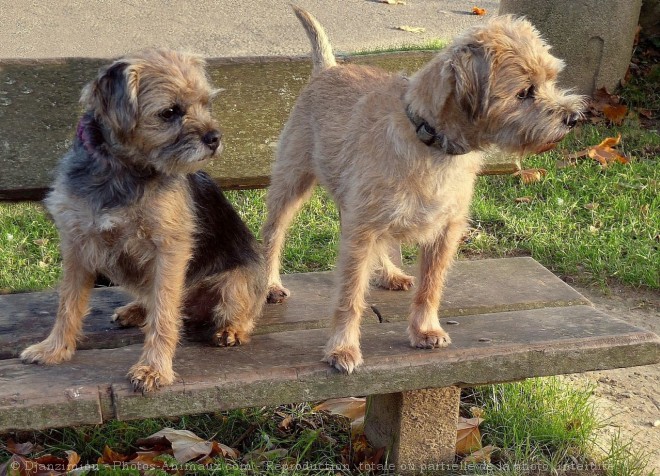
[292,5,337,73]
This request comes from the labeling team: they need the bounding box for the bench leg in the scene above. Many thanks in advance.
[365,386,460,474]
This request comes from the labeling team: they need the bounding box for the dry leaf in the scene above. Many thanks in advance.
[462,445,498,464]
[514,196,532,204]
[314,397,365,422]
[6,439,36,455]
[315,397,366,436]
[396,25,426,33]
[456,416,484,455]
[66,451,81,471]
[472,6,487,15]
[602,104,628,125]
[584,202,599,210]
[279,414,293,430]
[583,134,630,168]
[99,445,129,464]
[470,407,485,418]
[147,428,214,463]
[513,168,547,184]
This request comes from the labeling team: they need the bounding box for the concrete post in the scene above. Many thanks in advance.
[364,387,461,474]
[499,0,643,95]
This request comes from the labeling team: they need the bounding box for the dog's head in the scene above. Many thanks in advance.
[81,48,222,174]
[408,16,585,155]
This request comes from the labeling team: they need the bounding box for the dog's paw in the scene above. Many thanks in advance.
[212,327,250,347]
[128,363,175,393]
[409,327,452,349]
[375,272,415,291]
[20,340,74,365]
[266,284,290,304]
[112,302,147,328]
[323,347,363,374]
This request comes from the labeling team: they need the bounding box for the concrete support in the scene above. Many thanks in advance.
[499,0,643,95]
[364,386,460,474]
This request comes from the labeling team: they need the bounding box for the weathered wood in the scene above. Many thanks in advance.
[0,52,520,201]
[1,304,658,431]
[0,257,590,358]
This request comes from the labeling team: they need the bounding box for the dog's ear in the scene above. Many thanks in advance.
[81,60,140,138]
[451,44,491,122]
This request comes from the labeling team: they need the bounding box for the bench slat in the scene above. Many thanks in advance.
[1,305,658,431]
[0,257,589,358]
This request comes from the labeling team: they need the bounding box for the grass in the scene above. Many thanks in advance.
[466,122,659,289]
[349,38,449,56]
[469,378,599,471]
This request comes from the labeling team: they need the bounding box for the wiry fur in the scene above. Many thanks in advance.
[21,49,266,392]
[262,8,584,373]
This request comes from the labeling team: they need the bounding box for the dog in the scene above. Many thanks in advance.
[261,8,584,373]
[20,48,266,392]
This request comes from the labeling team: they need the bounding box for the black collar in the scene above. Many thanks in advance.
[405,106,470,155]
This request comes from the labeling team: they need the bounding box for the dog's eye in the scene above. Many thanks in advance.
[160,105,183,121]
[516,85,536,100]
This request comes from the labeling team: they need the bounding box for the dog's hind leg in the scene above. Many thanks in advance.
[262,147,317,303]
[21,245,95,364]
[372,244,415,291]
[210,268,262,347]
[112,301,147,327]
[407,219,466,349]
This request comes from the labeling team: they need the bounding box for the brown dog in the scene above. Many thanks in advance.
[262,8,584,373]
[21,49,266,392]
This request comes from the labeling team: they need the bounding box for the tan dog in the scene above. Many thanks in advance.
[21,49,266,392]
[262,8,584,373]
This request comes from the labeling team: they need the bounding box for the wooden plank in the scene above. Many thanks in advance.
[1,305,658,431]
[0,53,519,201]
[0,258,590,358]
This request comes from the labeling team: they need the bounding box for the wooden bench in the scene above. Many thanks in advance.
[1,54,659,473]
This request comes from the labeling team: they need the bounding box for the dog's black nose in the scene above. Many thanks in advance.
[202,130,221,151]
[563,113,579,129]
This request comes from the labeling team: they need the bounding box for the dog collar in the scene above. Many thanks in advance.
[405,106,470,155]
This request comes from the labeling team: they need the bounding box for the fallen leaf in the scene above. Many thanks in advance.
[0,454,30,476]
[472,6,487,15]
[396,25,426,33]
[212,441,240,459]
[145,428,215,463]
[314,397,365,422]
[314,397,366,435]
[470,407,484,418]
[456,416,484,455]
[584,202,599,210]
[66,451,81,471]
[279,414,293,430]
[99,445,129,465]
[602,104,628,125]
[514,196,532,204]
[6,439,36,455]
[462,445,498,464]
[513,168,547,184]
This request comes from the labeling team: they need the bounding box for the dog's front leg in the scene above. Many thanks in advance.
[323,227,377,374]
[21,245,95,364]
[128,247,189,393]
[408,219,466,348]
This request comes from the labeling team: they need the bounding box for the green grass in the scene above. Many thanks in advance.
[471,378,599,469]
[349,38,448,56]
[466,123,659,289]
